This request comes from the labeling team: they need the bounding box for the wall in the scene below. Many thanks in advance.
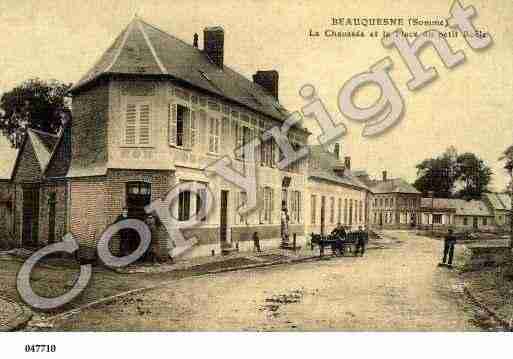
[0,182,14,246]
[306,178,367,236]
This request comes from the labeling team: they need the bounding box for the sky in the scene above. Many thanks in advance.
[0,0,511,189]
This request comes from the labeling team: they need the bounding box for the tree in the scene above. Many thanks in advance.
[0,78,72,147]
[413,147,459,197]
[455,152,493,200]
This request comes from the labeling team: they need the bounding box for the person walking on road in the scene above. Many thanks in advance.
[440,228,457,268]
[355,225,367,257]
[253,232,262,253]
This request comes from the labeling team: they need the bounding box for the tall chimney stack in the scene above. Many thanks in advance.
[204,26,224,68]
[253,70,279,100]
[382,171,387,181]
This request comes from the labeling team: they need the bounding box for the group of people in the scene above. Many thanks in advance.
[330,223,369,257]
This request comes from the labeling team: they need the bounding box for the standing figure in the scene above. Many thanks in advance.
[144,214,159,263]
[440,228,457,268]
[115,207,130,256]
[253,232,262,253]
[355,225,367,257]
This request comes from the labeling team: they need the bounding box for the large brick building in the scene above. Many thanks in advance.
[8,17,310,261]
[355,170,422,229]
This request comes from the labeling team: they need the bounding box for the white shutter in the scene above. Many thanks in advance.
[125,104,137,145]
[208,118,214,153]
[168,103,177,146]
[270,188,274,224]
[139,104,151,145]
[190,110,196,149]
[215,118,220,153]
[184,107,191,149]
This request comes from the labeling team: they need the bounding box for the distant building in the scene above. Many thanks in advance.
[483,192,512,230]
[419,197,495,231]
[357,171,422,229]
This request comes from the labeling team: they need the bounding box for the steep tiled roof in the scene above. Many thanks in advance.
[308,146,369,191]
[71,17,294,124]
[484,192,512,211]
[421,197,492,217]
[369,178,420,194]
[27,129,59,172]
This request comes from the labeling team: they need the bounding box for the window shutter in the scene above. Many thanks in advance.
[258,186,264,224]
[184,108,191,149]
[190,110,197,149]
[215,118,220,153]
[125,104,137,145]
[168,103,177,146]
[269,188,274,224]
[139,104,151,145]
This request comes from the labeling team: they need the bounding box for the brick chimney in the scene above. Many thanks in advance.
[382,171,387,181]
[204,26,224,67]
[253,70,279,100]
[344,156,351,171]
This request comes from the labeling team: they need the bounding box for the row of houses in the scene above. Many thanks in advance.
[0,17,510,262]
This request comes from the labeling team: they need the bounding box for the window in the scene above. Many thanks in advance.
[359,201,363,223]
[236,191,248,224]
[330,197,335,224]
[344,199,348,224]
[337,198,342,224]
[196,185,207,222]
[463,217,468,226]
[483,218,488,226]
[178,190,191,221]
[208,117,220,153]
[125,103,151,146]
[169,103,191,147]
[311,195,317,224]
[385,198,389,208]
[433,214,442,224]
[263,187,274,224]
[290,191,301,223]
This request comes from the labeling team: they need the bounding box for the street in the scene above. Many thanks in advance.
[54,231,479,331]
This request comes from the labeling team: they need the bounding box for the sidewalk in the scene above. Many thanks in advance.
[0,295,32,331]
[112,234,394,275]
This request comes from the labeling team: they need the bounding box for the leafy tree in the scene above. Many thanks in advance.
[455,152,492,200]
[414,147,492,199]
[0,78,72,147]
[413,147,459,197]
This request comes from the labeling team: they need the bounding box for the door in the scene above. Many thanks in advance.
[320,196,326,236]
[22,186,40,248]
[473,216,478,229]
[48,192,56,244]
[220,190,228,243]
[125,182,152,255]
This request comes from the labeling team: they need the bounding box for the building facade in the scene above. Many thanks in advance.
[9,17,311,261]
[306,146,369,236]
[418,197,496,232]
[357,171,422,229]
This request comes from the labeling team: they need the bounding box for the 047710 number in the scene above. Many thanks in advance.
[25,345,56,353]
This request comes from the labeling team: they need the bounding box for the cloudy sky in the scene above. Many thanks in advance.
[0,0,511,189]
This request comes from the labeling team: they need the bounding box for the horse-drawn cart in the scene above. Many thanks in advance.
[310,232,359,257]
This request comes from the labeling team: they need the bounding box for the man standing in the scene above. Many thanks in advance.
[253,232,262,253]
[355,225,367,257]
[441,228,457,268]
[115,207,130,256]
